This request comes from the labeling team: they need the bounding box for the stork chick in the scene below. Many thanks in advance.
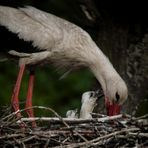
[80,91,99,119]
[66,109,78,119]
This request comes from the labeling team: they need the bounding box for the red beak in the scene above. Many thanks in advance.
[105,97,121,116]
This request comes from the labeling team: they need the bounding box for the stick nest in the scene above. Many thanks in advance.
[0,106,148,148]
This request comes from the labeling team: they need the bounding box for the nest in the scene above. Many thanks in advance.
[0,106,148,147]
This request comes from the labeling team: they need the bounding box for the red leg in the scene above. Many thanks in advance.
[25,70,36,127]
[11,64,25,118]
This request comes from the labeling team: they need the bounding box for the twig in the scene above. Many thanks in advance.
[90,113,107,117]
[17,114,123,124]
[0,133,25,140]
[128,132,148,138]
[60,127,140,148]
[134,114,148,120]
[21,135,37,143]
[1,110,20,121]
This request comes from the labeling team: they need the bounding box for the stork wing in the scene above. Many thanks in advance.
[0,6,64,51]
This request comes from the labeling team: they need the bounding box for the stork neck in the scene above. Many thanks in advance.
[89,47,118,92]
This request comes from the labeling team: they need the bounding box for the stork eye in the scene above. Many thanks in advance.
[115,92,120,102]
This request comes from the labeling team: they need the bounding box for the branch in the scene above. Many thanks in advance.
[17,114,123,124]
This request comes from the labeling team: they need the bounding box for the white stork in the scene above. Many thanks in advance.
[0,6,128,126]
[66,109,78,119]
[80,91,99,119]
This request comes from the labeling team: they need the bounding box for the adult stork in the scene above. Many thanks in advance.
[0,6,128,123]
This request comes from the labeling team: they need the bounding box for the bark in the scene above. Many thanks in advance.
[78,0,148,115]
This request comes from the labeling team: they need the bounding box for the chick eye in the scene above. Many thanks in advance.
[115,92,120,102]
[90,92,94,98]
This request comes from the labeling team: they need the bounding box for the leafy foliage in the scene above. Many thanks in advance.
[0,62,95,116]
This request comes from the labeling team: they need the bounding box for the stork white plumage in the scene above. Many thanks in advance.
[0,6,128,126]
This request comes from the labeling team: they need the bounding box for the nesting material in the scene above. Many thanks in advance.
[0,106,147,147]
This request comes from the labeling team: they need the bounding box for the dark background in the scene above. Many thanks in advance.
[0,0,147,117]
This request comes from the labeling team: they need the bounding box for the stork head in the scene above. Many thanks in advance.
[104,76,128,116]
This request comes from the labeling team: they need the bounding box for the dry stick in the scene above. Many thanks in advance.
[21,135,37,143]
[128,132,148,138]
[90,113,107,117]
[1,110,21,121]
[134,114,148,120]
[44,139,50,148]
[32,133,65,145]
[92,127,139,145]
[0,133,25,140]
[56,127,140,148]
[17,114,123,124]
[13,137,24,146]
[62,137,70,144]
[22,142,26,148]
[29,130,95,137]
[3,116,24,127]
[0,109,28,129]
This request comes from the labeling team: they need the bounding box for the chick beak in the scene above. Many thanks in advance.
[95,90,104,100]
[105,97,121,116]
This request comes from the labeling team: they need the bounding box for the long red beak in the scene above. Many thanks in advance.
[105,97,121,116]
